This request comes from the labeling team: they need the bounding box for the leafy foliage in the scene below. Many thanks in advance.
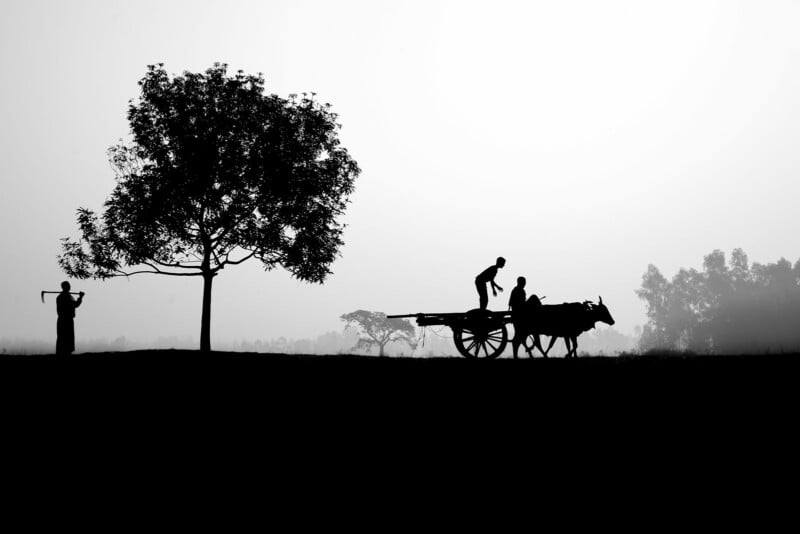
[637,249,800,353]
[60,63,359,281]
[340,310,417,357]
[59,63,360,349]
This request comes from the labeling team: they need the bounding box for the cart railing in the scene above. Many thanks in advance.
[388,311,513,328]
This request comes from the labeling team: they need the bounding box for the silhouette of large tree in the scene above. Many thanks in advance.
[59,63,360,351]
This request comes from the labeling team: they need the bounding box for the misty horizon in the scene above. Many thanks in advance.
[1,321,638,357]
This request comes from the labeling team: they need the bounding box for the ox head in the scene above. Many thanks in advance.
[592,296,615,326]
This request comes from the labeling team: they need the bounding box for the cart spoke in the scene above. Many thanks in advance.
[453,320,508,359]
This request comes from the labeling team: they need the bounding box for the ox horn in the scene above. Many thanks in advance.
[599,296,603,305]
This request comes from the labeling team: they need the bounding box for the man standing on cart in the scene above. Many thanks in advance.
[475,257,505,310]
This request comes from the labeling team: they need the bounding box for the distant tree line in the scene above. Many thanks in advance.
[1,325,637,357]
[637,249,800,354]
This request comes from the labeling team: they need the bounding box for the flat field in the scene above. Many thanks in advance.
[2,351,795,432]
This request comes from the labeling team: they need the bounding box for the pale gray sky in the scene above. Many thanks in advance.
[1,1,799,346]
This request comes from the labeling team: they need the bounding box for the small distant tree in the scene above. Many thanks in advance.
[59,63,360,351]
[340,310,417,357]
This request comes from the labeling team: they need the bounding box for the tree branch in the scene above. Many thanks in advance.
[210,209,254,245]
[113,267,203,277]
[142,261,205,277]
[222,249,256,267]
[151,259,204,270]
[211,248,223,268]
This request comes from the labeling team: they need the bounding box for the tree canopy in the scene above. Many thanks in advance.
[637,249,800,354]
[340,311,417,357]
[59,63,360,350]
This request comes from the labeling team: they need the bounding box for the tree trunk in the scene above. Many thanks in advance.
[379,341,386,357]
[200,272,214,352]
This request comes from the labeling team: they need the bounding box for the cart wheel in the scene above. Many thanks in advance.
[454,323,508,359]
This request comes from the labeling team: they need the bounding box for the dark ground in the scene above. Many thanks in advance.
[4,348,799,359]
[2,350,797,462]
[3,350,799,396]
[4,350,798,421]
[4,348,800,368]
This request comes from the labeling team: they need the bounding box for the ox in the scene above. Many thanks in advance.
[520,297,615,358]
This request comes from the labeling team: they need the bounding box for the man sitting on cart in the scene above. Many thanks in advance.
[523,293,547,358]
[475,256,505,310]
[509,276,527,358]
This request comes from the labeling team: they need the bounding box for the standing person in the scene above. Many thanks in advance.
[475,257,505,310]
[56,281,84,355]
[508,276,527,358]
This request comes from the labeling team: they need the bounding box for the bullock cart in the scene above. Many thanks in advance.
[387,309,514,359]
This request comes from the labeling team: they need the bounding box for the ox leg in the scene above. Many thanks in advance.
[530,333,545,358]
[522,335,534,358]
[570,336,579,358]
[523,335,534,357]
[564,337,572,358]
[544,336,558,357]
[512,325,528,359]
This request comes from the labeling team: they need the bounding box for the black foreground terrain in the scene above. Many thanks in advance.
[2,351,796,441]
[3,350,799,390]
[4,351,798,407]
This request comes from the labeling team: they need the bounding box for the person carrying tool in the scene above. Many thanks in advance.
[56,281,84,355]
[475,257,505,310]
